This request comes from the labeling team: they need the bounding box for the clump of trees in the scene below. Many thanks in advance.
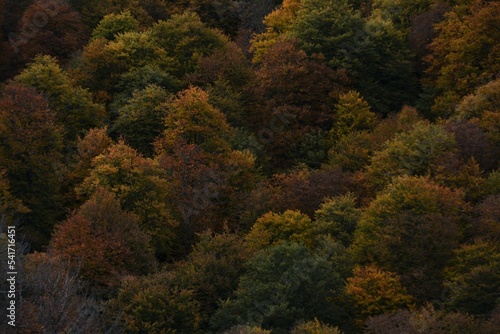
[0,0,498,333]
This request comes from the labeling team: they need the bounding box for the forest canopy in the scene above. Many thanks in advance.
[0,0,498,333]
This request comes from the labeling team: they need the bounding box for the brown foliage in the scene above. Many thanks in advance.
[13,0,87,63]
[241,167,352,228]
[51,188,156,295]
[0,82,65,247]
[249,39,349,168]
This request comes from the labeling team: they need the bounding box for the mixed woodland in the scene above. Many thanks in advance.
[0,0,499,332]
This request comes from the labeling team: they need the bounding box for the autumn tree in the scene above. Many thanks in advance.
[153,86,259,247]
[291,319,343,334]
[223,325,272,334]
[156,142,229,249]
[189,41,252,91]
[156,86,234,154]
[455,79,500,121]
[346,264,414,325]
[352,176,466,300]
[10,0,88,65]
[445,120,498,173]
[68,127,114,191]
[51,188,157,295]
[0,83,64,248]
[473,194,500,243]
[15,55,107,142]
[328,90,377,144]
[250,39,349,169]
[250,0,302,62]
[425,0,500,117]
[241,167,352,228]
[77,140,178,259]
[245,210,315,250]
[408,2,450,78]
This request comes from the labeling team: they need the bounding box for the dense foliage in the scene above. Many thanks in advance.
[0,0,498,333]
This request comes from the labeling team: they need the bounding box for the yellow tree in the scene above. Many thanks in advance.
[346,264,414,325]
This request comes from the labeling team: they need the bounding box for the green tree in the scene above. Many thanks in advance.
[0,170,29,225]
[291,0,364,70]
[355,12,417,114]
[327,131,373,172]
[112,84,170,156]
[68,0,133,30]
[187,0,246,37]
[211,242,352,333]
[326,105,422,172]
[367,122,457,189]
[352,176,466,300]
[313,193,361,247]
[149,11,229,78]
[172,230,253,330]
[289,0,417,113]
[91,10,140,41]
[75,30,175,105]
[110,272,202,333]
[443,240,500,315]
[15,55,107,142]
[372,0,434,30]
